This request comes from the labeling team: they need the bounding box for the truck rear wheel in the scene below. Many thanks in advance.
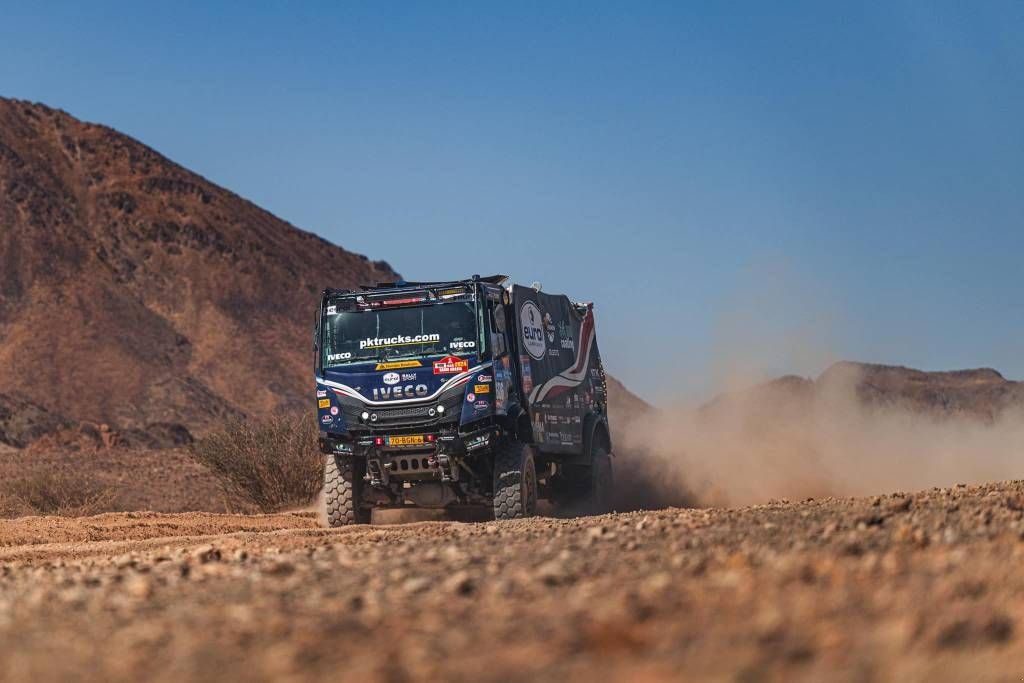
[492,441,538,520]
[588,446,613,515]
[554,446,614,517]
[322,454,370,527]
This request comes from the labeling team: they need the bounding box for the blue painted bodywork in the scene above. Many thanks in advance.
[315,352,493,434]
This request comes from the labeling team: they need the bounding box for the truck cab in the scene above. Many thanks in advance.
[314,274,612,524]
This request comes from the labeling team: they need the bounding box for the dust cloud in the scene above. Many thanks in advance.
[614,362,1024,509]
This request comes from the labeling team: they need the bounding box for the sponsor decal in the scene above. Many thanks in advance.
[382,372,400,385]
[547,348,561,357]
[477,374,492,383]
[318,398,331,409]
[450,340,476,350]
[376,360,422,371]
[321,414,333,424]
[474,384,491,394]
[433,355,470,375]
[327,352,352,362]
[401,373,418,381]
[520,301,546,360]
[520,356,533,393]
[316,390,327,398]
[372,384,430,400]
[330,406,339,416]
[466,393,476,403]
[359,333,440,350]
[326,305,337,315]
[544,312,556,343]
[558,319,575,350]
[474,400,489,410]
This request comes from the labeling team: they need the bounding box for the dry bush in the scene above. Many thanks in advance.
[188,412,322,512]
[0,471,116,518]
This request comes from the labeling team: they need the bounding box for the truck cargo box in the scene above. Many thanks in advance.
[511,285,608,452]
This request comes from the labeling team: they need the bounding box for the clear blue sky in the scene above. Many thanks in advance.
[2,1,1022,402]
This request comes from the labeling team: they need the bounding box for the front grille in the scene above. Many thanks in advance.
[375,405,434,421]
[336,383,467,431]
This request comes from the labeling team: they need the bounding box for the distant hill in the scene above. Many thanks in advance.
[0,98,396,445]
[701,361,1024,422]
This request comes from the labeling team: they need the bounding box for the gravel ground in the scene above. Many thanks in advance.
[3,481,1024,682]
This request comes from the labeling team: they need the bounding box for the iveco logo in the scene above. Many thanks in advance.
[372,384,430,400]
[382,372,400,385]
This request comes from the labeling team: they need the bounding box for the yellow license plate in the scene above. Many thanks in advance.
[387,435,425,446]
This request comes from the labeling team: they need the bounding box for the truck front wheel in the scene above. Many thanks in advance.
[492,441,538,520]
[322,454,370,527]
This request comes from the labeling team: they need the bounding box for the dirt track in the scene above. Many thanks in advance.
[3,482,1024,682]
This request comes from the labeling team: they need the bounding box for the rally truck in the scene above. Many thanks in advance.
[313,274,613,525]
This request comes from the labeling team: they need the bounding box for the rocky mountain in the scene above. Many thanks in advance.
[701,361,1024,423]
[0,98,396,444]
[0,98,648,449]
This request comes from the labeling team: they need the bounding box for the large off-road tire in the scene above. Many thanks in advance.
[588,446,614,515]
[554,446,614,518]
[322,454,370,527]
[492,440,538,520]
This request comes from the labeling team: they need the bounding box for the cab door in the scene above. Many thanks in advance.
[486,294,516,415]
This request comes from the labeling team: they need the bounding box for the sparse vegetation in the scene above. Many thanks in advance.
[188,412,322,512]
[0,471,116,518]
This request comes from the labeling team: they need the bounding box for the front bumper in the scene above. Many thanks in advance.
[320,423,500,485]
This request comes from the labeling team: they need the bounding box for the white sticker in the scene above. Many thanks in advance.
[520,301,546,360]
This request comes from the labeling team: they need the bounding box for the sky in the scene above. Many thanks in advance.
[1,1,1022,403]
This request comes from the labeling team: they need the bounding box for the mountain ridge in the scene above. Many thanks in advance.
[0,97,397,442]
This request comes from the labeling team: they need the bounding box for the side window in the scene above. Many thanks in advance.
[491,304,508,356]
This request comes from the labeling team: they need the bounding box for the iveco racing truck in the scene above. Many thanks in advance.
[314,275,612,525]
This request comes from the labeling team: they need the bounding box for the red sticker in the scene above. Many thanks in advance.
[433,355,470,375]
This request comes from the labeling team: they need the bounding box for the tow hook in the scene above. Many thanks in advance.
[435,453,458,482]
[366,458,388,486]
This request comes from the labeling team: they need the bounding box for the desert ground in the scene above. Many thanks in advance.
[2,480,1024,682]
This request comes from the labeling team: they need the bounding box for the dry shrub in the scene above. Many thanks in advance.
[0,471,116,518]
[188,412,322,512]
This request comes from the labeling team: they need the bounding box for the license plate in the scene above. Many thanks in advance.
[387,435,425,446]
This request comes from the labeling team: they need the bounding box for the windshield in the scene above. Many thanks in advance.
[322,301,479,368]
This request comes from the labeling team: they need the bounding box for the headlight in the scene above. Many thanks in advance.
[360,411,370,422]
[436,404,445,414]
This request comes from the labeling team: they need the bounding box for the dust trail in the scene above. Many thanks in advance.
[614,362,1024,509]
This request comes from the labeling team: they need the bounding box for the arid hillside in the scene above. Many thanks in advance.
[0,98,649,450]
[701,361,1024,423]
[0,98,396,443]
